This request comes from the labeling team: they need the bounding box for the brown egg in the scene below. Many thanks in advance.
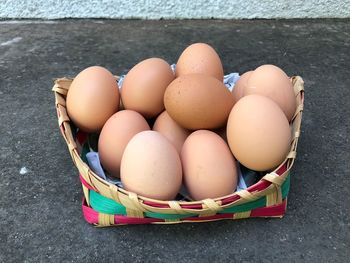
[175,43,224,81]
[121,58,174,118]
[66,66,119,132]
[153,111,191,154]
[164,74,234,130]
[232,71,253,103]
[181,130,238,200]
[120,131,182,200]
[227,95,292,171]
[98,110,150,178]
[245,64,296,121]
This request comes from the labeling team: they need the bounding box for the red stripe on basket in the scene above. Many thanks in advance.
[144,195,286,216]
[220,180,271,206]
[276,163,287,175]
[182,199,287,222]
[220,195,243,206]
[142,201,201,209]
[185,213,233,221]
[114,216,163,225]
[82,198,164,225]
[79,174,96,191]
[82,199,98,224]
[82,198,287,225]
[247,180,271,192]
[250,199,287,217]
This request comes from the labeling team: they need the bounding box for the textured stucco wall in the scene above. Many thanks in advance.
[0,0,349,19]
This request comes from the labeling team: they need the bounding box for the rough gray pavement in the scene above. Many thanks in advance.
[0,19,349,262]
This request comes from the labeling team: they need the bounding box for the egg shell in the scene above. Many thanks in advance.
[98,110,150,178]
[245,64,296,121]
[66,66,119,132]
[175,43,224,81]
[227,95,292,171]
[181,130,238,200]
[153,111,191,154]
[232,71,253,103]
[120,131,182,200]
[164,74,234,130]
[121,58,174,118]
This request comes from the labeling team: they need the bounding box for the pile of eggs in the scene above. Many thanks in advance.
[66,43,296,201]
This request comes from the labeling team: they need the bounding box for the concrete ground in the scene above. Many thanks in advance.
[0,19,349,262]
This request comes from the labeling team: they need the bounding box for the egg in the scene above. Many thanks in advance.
[181,130,238,200]
[227,95,292,171]
[175,43,224,81]
[121,58,174,118]
[245,64,296,121]
[164,74,234,130]
[153,111,191,154]
[66,66,119,132]
[98,110,150,178]
[120,131,182,200]
[232,71,253,103]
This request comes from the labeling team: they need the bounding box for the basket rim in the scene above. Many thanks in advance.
[52,75,304,212]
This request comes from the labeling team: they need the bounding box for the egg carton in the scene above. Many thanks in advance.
[52,75,304,226]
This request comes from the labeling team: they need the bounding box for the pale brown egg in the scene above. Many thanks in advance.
[175,43,224,81]
[120,131,182,200]
[121,58,174,118]
[66,66,119,132]
[153,111,191,154]
[232,71,253,103]
[164,74,234,130]
[227,95,292,171]
[98,110,150,178]
[181,130,238,200]
[245,64,296,121]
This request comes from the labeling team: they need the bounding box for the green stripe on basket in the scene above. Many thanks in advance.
[90,190,127,215]
[89,174,290,219]
[221,196,266,213]
[283,173,290,196]
[90,191,198,219]
[221,173,290,214]
[145,211,197,219]
[89,190,197,219]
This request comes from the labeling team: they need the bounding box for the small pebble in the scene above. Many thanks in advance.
[20,167,28,175]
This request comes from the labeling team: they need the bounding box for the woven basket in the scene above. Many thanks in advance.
[52,75,304,226]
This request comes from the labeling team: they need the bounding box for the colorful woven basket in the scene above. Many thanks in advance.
[52,76,304,226]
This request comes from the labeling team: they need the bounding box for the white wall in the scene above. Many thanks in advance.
[1,0,349,19]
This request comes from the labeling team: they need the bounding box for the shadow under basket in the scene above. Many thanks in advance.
[52,76,304,227]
